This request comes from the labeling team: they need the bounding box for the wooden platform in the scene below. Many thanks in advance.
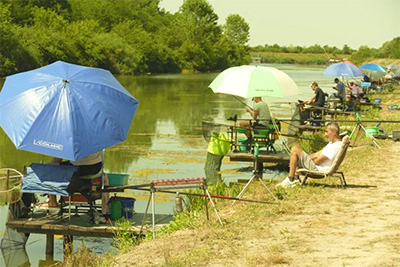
[227,150,290,164]
[6,209,171,238]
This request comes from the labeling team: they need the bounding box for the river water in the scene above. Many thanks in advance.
[0,63,338,266]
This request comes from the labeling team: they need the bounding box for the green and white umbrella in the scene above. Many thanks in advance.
[209,65,300,99]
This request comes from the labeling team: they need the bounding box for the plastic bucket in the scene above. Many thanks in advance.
[120,197,136,219]
[238,139,248,151]
[365,127,379,137]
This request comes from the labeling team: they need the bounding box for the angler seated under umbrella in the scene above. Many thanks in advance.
[239,97,273,145]
[46,152,110,217]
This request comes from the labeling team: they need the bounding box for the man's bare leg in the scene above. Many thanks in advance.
[48,195,58,207]
[239,120,252,139]
[289,144,303,181]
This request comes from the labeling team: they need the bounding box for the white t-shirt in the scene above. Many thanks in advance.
[71,152,102,166]
[316,141,342,172]
[254,101,271,126]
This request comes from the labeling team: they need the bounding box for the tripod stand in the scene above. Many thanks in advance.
[350,113,381,149]
[232,143,278,205]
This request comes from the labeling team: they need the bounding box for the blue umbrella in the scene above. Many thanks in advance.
[359,63,386,73]
[323,62,364,77]
[0,61,139,161]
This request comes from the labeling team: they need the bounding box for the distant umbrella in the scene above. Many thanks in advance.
[323,62,364,77]
[359,63,386,73]
[387,64,399,70]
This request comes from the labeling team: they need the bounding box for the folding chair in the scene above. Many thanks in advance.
[59,171,109,223]
[296,135,350,187]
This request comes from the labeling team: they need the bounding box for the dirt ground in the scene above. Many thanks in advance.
[109,137,400,266]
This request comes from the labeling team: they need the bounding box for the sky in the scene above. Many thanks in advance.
[159,0,400,49]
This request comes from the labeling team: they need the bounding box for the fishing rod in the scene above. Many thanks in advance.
[102,183,153,192]
[133,187,277,205]
[278,133,328,143]
[278,118,400,123]
[233,96,253,110]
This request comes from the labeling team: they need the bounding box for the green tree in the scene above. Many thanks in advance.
[1,0,71,26]
[350,45,377,64]
[0,2,18,75]
[174,0,222,71]
[221,14,250,66]
[342,44,352,54]
[304,44,324,54]
[223,14,249,45]
[377,37,400,59]
[287,45,303,53]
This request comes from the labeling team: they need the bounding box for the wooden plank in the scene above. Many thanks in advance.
[5,210,163,238]
[42,224,66,231]
[6,220,27,229]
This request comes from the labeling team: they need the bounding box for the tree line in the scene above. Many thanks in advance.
[0,0,251,76]
[250,43,354,55]
[251,37,400,65]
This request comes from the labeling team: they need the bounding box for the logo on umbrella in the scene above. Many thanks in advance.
[33,140,64,151]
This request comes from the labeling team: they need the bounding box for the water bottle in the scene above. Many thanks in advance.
[254,143,259,156]
[175,192,183,213]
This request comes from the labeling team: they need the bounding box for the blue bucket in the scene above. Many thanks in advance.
[120,197,136,219]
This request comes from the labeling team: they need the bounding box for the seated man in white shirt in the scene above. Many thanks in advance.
[277,121,342,187]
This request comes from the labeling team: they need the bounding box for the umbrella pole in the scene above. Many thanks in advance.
[101,149,105,190]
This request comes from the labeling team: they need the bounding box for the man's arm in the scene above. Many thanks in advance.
[313,154,329,165]
[309,149,328,165]
[309,150,322,160]
[246,107,259,120]
[304,93,316,104]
